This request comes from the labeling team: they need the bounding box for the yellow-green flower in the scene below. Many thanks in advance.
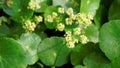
[58,7,65,14]
[80,35,89,44]
[65,18,73,25]
[56,23,65,31]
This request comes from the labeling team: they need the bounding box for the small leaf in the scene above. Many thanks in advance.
[35,0,52,12]
[0,37,27,68]
[80,0,100,16]
[0,24,10,36]
[2,0,33,22]
[17,33,41,65]
[108,0,120,20]
[38,37,71,66]
[99,20,120,61]
[84,24,99,43]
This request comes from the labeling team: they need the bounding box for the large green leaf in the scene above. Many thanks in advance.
[70,43,100,65]
[82,52,111,68]
[80,0,100,16]
[17,33,41,65]
[0,37,27,68]
[108,0,120,20]
[99,20,120,61]
[38,37,71,66]
[2,0,33,22]
[84,24,99,43]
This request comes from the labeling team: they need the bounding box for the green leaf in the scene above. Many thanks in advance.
[0,37,27,68]
[84,24,99,43]
[94,5,107,28]
[80,0,100,16]
[35,0,52,12]
[111,57,120,68]
[2,0,33,22]
[0,24,10,36]
[70,43,100,65]
[38,37,71,66]
[53,0,80,13]
[17,33,41,65]
[74,65,87,68]
[99,20,120,61]
[108,0,120,20]
[83,52,111,68]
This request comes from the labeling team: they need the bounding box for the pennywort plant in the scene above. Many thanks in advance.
[0,0,120,68]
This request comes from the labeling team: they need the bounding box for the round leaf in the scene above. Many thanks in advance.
[17,33,41,65]
[0,37,27,68]
[38,37,71,66]
[99,20,120,61]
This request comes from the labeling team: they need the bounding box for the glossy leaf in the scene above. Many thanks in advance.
[17,33,41,65]
[0,37,27,68]
[38,37,71,66]
[80,0,100,16]
[99,20,120,61]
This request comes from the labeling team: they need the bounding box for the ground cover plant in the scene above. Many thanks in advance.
[0,0,120,68]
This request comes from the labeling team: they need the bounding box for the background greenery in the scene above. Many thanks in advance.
[0,0,120,68]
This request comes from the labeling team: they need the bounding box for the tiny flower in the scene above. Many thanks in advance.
[46,15,53,22]
[65,31,72,36]
[80,35,89,44]
[7,0,13,7]
[56,23,65,31]
[84,19,92,27]
[67,41,75,48]
[73,27,81,35]
[58,7,65,14]
[87,12,93,20]
[52,12,58,18]
[65,18,73,25]
[27,0,41,10]
[34,16,43,23]
[66,8,73,15]
[23,20,36,32]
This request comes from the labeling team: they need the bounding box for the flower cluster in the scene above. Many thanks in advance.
[45,7,93,48]
[23,15,43,32]
[27,0,43,10]
[23,20,36,32]
[6,0,13,7]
